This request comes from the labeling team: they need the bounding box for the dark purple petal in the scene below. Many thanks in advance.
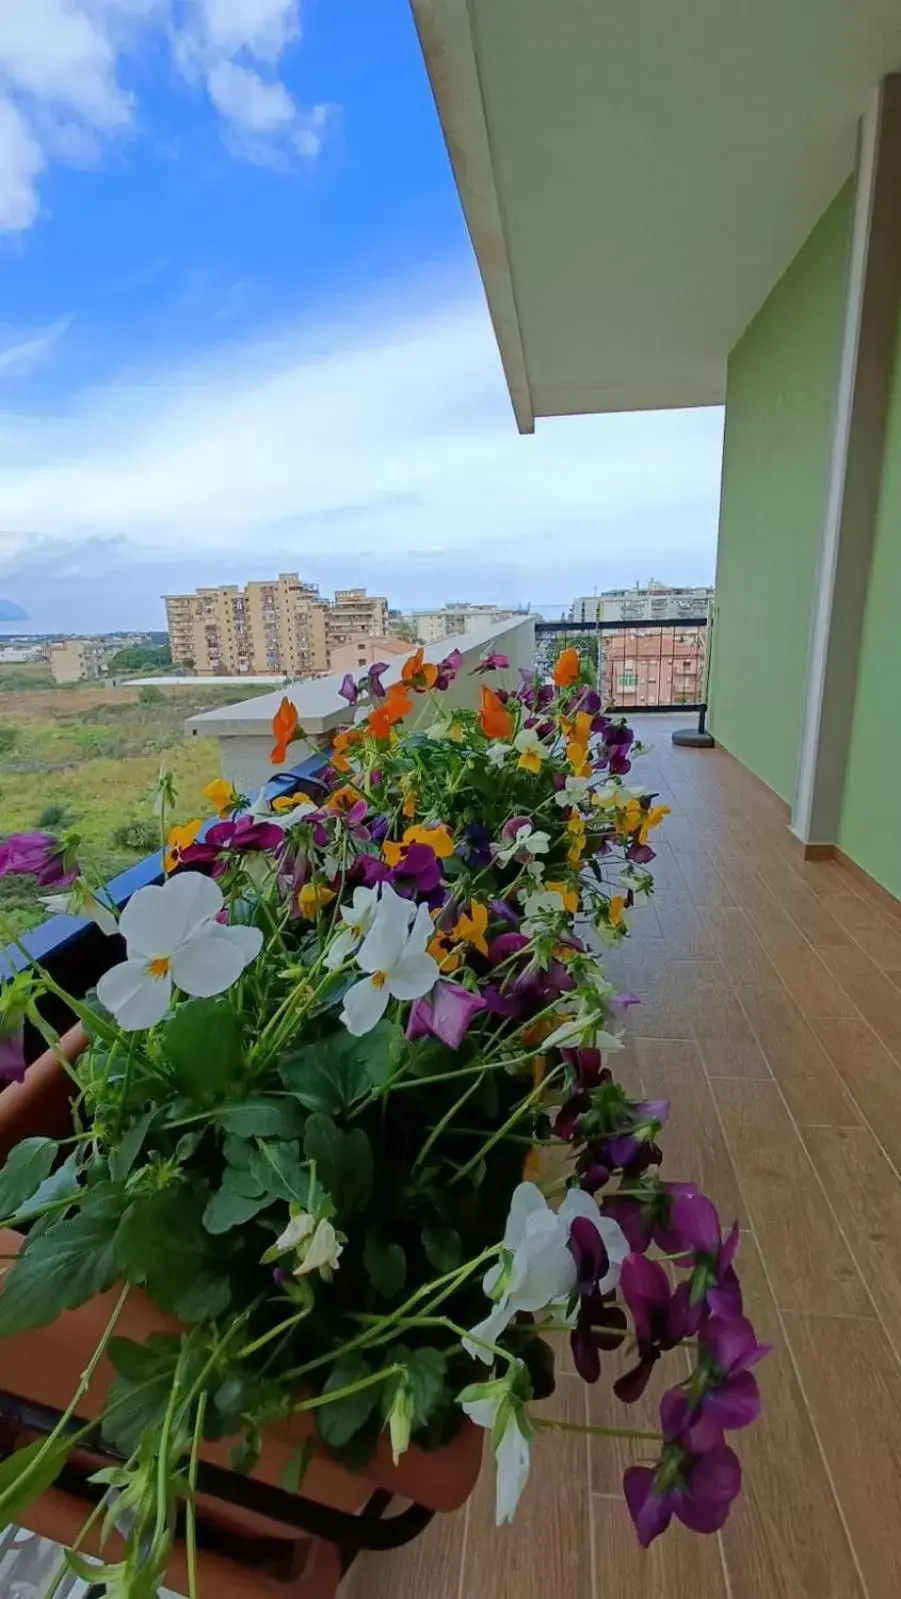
[660,1388,723,1454]
[571,1321,602,1383]
[623,1467,673,1547]
[338,673,358,705]
[619,1253,671,1343]
[487,932,530,965]
[488,897,520,927]
[614,1354,658,1405]
[675,1444,742,1535]
[406,983,486,1050]
[569,1215,610,1290]
[600,1195,651,1252]
[482,983,524,1018]
[367,662,389,698]
[702,1372,761,1431]
[701,1316,770,1375]
[669,1192,722,1255]
[0,1022,27,1084]
[707,1270,743,1320]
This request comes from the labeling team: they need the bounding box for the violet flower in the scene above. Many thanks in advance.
[694,1316,771,1431]
[614,1253,702,1403]
[669,1192,743,1318]
[389,842,443,899]
[624,1389,742,1546]
[601,1098,670,1172]
[0,1021,27,1084]
[365,662,389,699]
[567,1215,629,1382]
[406,982,486,1049]
[435,648,463,690]
[457,822,493,870]
[348,853,390,889]
[601,1179,700,1254]
[489,897,520,928]
[184,816,285,865]
[487,931,530,964]
[474,651,510,672]
[338,673,358,705]
[0,832,76,889]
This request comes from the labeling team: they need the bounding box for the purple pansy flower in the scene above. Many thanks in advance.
[0,1021,27,1084]
[365,662,390,699]
[435,648,463,690]
[0,833,77,889]
[694,1316,771,1431]
[487,931,530,965]
[389,842,443,899]
[614,1253,702,1403]
[601,1098,670,1172]
[601,1179,700,1254]
[348,853,390,889]
[182,815,284,872]
[567,1215,629,1382]
[406,982,486,1050]
[457,822,493,870]
[488,897,520,928]
[624,1390,742,1546]
[474,651,510,673]
[338,673,358,706]
[669,1192,743,1318]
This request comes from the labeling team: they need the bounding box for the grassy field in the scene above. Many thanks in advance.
[0,671,265,935]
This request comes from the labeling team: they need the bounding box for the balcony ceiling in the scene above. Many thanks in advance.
[411,0,901,431]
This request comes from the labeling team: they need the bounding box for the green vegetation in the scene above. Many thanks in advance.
[107,642,172,674]
[0,666,53,693]
[0,681,264,937]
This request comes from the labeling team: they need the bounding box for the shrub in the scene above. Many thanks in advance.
[110,818,160,854]
[0,725,18,755]
[139,685,165,706]
[36,801,74,829]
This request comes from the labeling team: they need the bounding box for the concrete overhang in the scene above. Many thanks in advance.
[411,0,901,431]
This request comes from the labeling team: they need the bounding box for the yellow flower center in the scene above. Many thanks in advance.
[148,956,172,980]
[371,970,388,989]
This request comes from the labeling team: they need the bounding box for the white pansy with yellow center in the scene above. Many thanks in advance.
[96,872,263,1031]
[513,726,545,772]
[325,883,383,969]
[340,883,439,1036]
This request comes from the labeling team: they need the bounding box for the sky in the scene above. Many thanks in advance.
[0,0,724,633]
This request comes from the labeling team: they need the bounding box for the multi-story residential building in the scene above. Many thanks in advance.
[411,603,524,644]
[165,576,353,677]
[570,582,713,625]
[49,638,106,684]
[598,625,706,707]
[327,589,389,650]
[329,634,410,674]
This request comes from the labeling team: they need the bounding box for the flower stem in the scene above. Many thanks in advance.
[449,1067,562,1187]
[293,1363,401,1414]
[532,1416,661,1443]
[185,1391,207,1599]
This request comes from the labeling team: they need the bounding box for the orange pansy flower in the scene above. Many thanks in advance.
[401,647,439,692]
[331,726,364,773]
[164,818,201,873]
[478,685,513,741]
[383,822,455,867]
[545,879,580,915]
[271,696,299,765]
[297,882,337,919]
[609,894,627,928]
[428,930,463,973]
[203,777,239,819]
[452,899,490,957]
[326,783,364,813]
[553,647,581,687]
[368,681,413,739]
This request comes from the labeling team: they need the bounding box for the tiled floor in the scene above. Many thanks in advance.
[14,719,901,1596]
[345,717,901,1599]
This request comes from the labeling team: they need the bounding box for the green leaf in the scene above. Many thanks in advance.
[0,1436,74,1528]
[0,1207,121,1335]
[203,1173,275,1235]
[0,1138,58,1219]
[281,1440,314,1494]
[248,1141,311,1206]
[10,1151,80,1225]
[278,1025,388,1114]
[114,1190,231,1322]
[422,1225,462,1274]
[406,1347,448,1426]
[315,1354,382,1448]
[223,1134,254,1168]
[303,1115,373,1219]
[103,1333,187,1456]
[109,1109,156,1184]
[363,1229,406,1299]
[217,1099,303,1139]
[161,997,245,1103]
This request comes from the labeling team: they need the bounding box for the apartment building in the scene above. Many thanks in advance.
[49,637,106,684]
[164,576,360,676]
[412,603,523,644]
[327,588,389,650]
[329,634,410,674]
[570,582,713,624]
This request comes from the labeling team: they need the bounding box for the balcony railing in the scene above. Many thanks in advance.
[535,615,710,714]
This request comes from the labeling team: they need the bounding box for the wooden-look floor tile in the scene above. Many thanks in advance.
[752,854,850,948]
[739,987,860,1127]
[586,1332,689,1495]
[712,1080,871,1316]
[801,1126,901,1348]
[692,993,773,1081]
[808,1017,901,1175]
[699,903,782,987]
[342,1504,467,1599]
[719,1241,864,1599]
[765,933,860,1020]
[460,1376,592,1599]
[828,895,901,972]
[654,900,718,960]
[784,1314,901,1599]
[818,944,901,1059]
[591,1496,728,1598]
[634,1038,746,1225]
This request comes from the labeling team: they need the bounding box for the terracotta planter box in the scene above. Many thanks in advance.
[0,1033,483,1597]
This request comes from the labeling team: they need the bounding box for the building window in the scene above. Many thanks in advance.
[617,670,639,689]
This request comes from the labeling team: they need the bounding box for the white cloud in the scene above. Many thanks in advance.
[0,317,74,379]
[0,282,724,620]
[0,0,328,233]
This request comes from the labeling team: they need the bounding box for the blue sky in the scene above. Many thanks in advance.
[0,1,724,633]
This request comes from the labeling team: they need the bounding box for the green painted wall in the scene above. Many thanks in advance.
[709,186,851,802]
[839,318,901,899]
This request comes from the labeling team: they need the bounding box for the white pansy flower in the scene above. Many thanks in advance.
[42,879,118,937]
[464,1183,628,1362]
[555,774,592,808]
[513,727,544,769]
[459,1365,533,1524]
[485,741,511,768]
[520,886,568,934]
[495,824,550,867]
[96,872,263,1031]
[267,1207,344,1281]
[325,883,383,970]
[340,884,439,1036]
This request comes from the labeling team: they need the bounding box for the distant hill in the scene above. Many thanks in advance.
[0,600,27,621]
